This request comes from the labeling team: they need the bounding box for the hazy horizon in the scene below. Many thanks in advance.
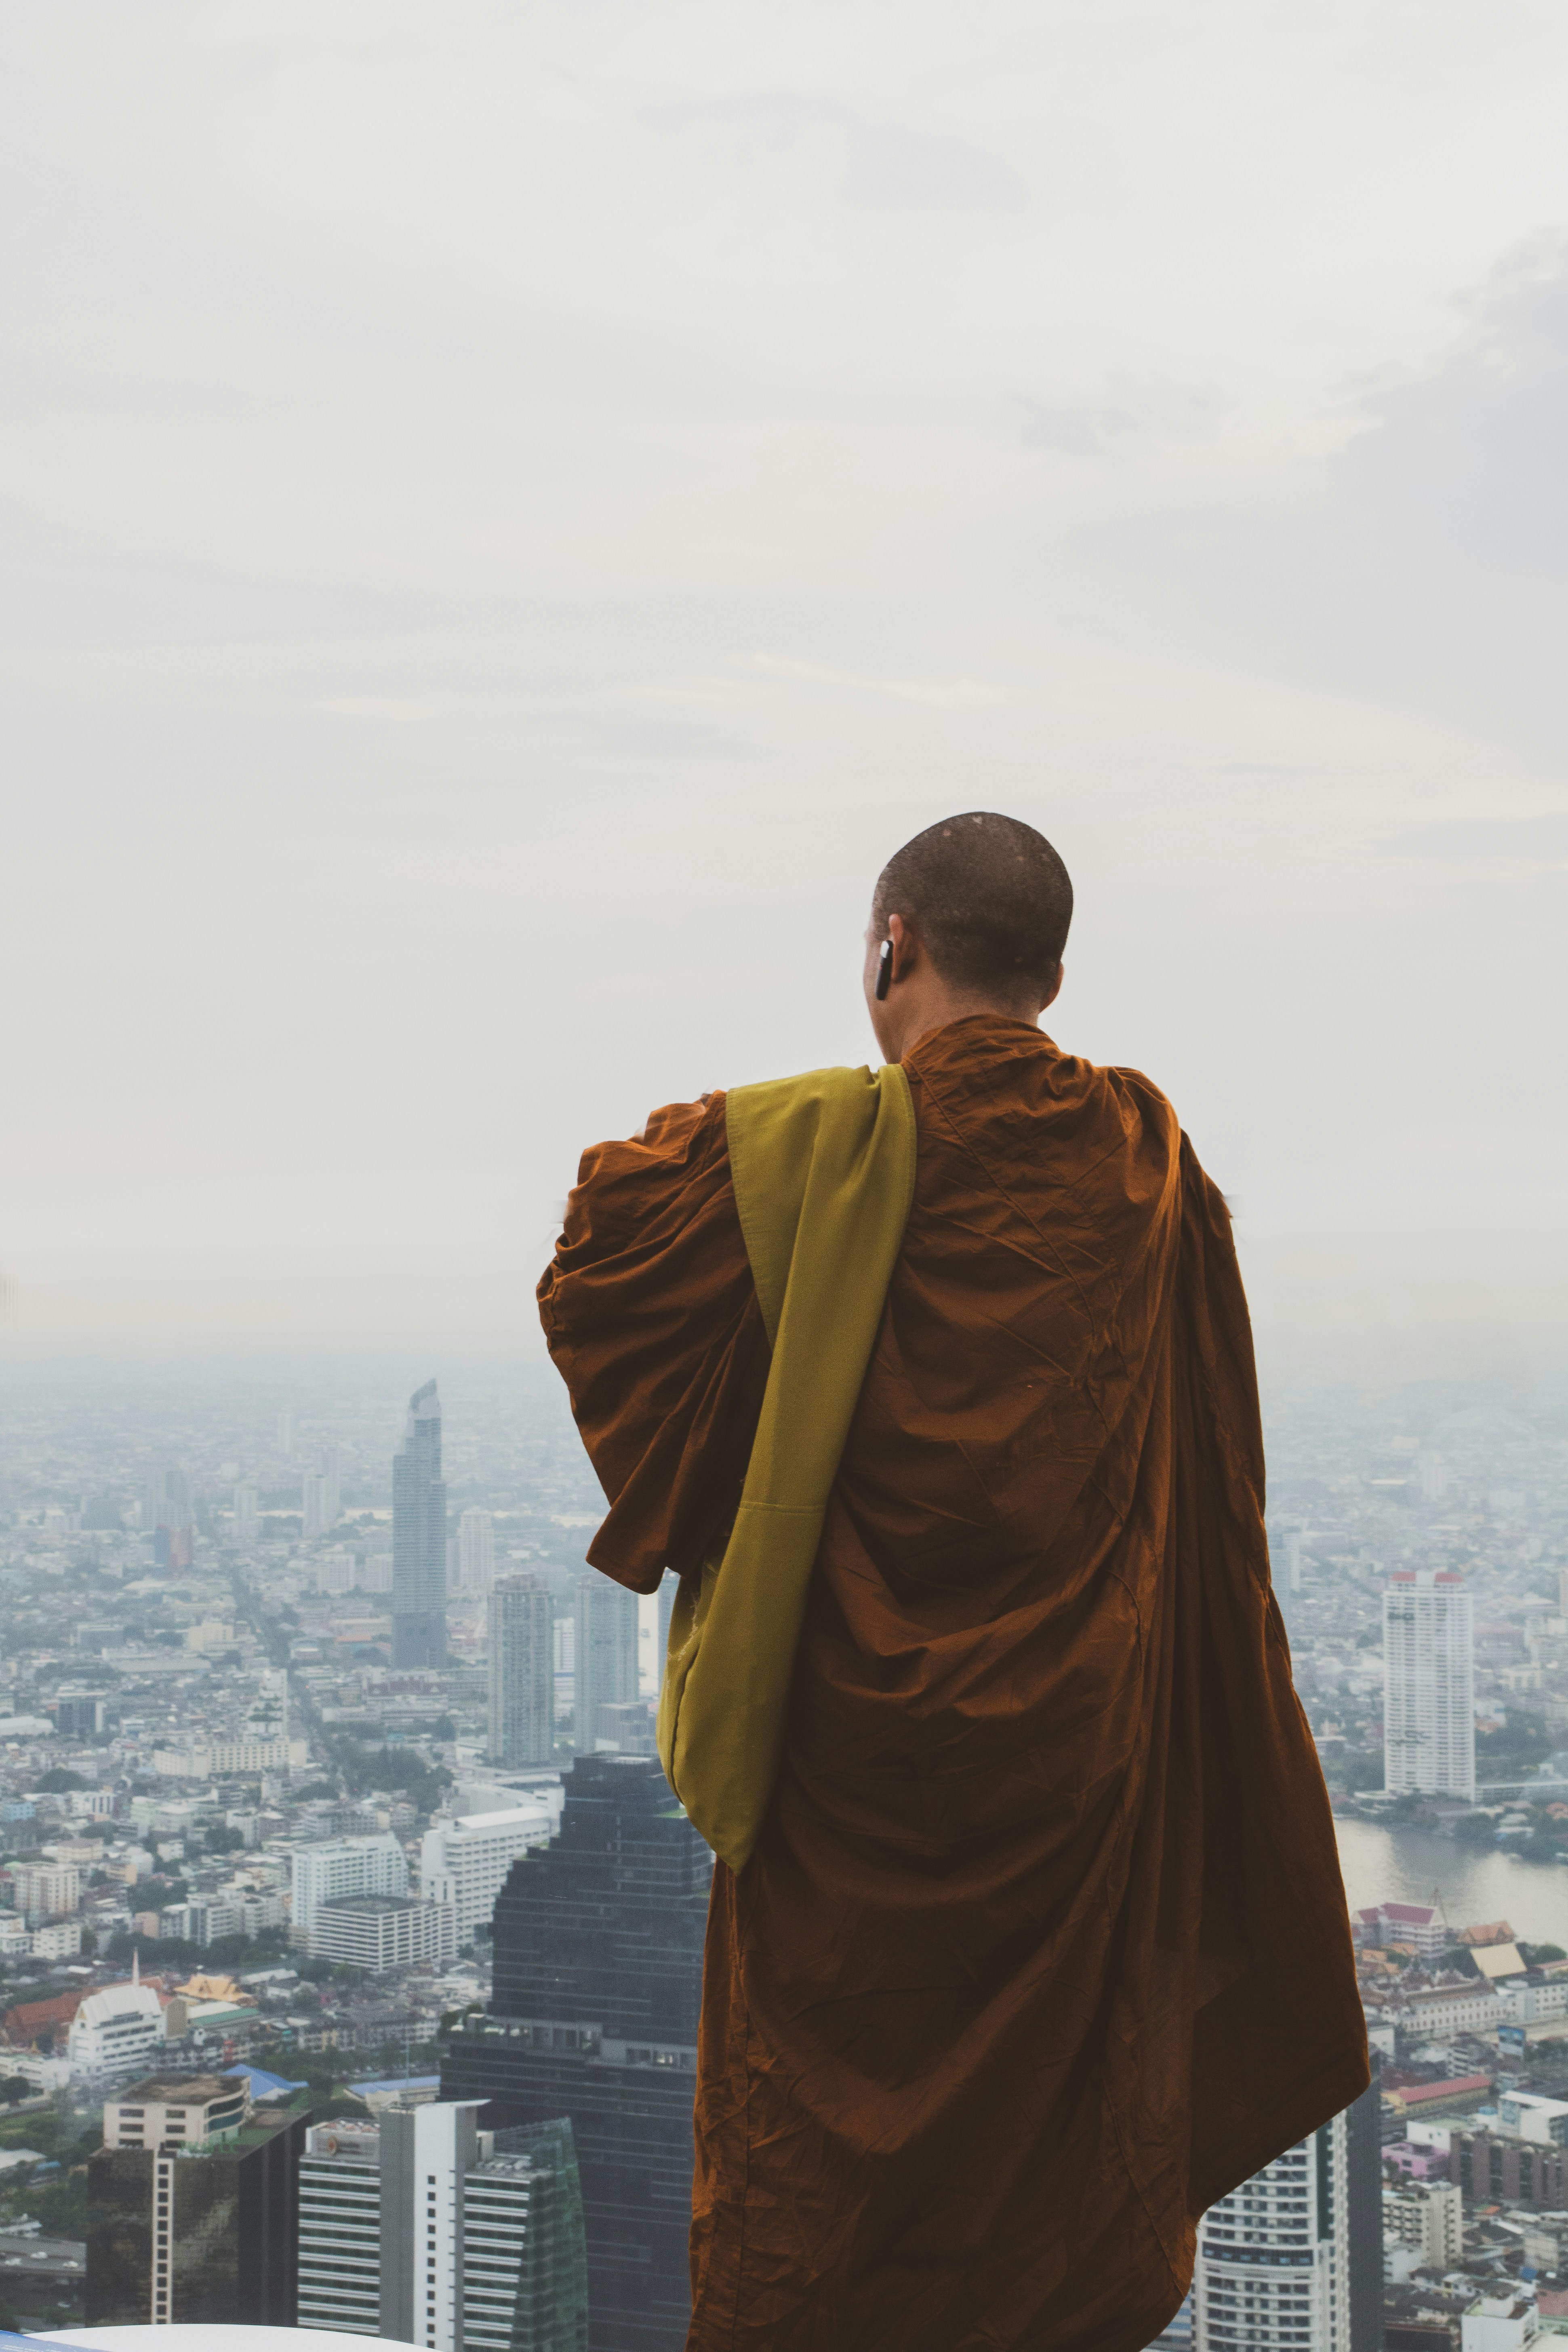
[4,1,1567,1382]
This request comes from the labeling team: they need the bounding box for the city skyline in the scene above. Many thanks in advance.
[2,1356,1567,2347]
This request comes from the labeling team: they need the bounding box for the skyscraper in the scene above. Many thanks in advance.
[1383,1569,1477,1802]
[379,2099,480,2351]
[232,1480,259,1546]
[302,1471,337,1541]
[440,1755,712,2352]
[87,2072,306,2325]
[490,1576,555,1768]
[460,1508,497,1593]
[572,1574,638,1754]
[394,1378,448,1669]
[1191,2070,1382,2351]
[299,2106,587,2352]
[143,1466,193,1573]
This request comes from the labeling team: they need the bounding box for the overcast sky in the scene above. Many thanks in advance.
[3,0,1566,1382]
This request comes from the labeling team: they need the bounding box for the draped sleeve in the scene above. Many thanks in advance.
[537,1091,769,1594]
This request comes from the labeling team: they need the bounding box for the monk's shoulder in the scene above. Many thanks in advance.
[1099,1059,1183,1142]
[909,1020,1180,1149]
[560,1091,732,1255]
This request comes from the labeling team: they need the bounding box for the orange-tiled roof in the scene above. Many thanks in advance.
[1,1988,86,2045]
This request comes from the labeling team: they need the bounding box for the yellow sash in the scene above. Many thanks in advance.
[656,1062,916,1870]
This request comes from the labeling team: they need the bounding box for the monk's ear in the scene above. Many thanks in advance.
[1040,963,1064,1013]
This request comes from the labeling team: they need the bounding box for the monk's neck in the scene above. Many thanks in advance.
[881,1002,1043,1065]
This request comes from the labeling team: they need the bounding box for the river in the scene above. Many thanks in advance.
[1335,1817,1568,1946]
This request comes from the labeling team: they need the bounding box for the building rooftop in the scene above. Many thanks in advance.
[113,2072,245,2104]
[318,1893,425,1914]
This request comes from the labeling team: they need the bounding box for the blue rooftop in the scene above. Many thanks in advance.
[233,2062,311,2100]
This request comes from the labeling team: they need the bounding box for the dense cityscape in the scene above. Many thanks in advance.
[1,1358,1567,2352]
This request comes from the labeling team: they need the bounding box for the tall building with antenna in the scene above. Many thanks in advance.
[393,1380,448,1670]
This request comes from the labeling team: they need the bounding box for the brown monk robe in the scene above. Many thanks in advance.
[539,814,1366,2352]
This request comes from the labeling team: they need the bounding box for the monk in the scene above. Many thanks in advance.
[538,812,1366,2352]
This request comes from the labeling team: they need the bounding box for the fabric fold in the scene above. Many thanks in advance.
[659,1061,916,1870]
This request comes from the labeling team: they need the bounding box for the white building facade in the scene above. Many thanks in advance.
[420,1805,554,1946]
[488,1578,554,1769]
[573,1574,638,1753]
[291,1832,409,1941]
[1384,2180,1463,2270]
[299,2101,585,2352]
[11,1860,82,1922]
[307,1894,456,1973]
[299,2119,383,2336]
[1193,2086,1381,2352]
[1383,1570,1477,1802]
[66,1983,168,2085]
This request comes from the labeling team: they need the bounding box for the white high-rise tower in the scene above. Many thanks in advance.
[1192,2080,1382,2352]
[1383,1569,1476,1802]
[487,1575,554,1768]
[573,1573,638,1752]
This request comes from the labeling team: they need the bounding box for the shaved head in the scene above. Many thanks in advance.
[873,813,1073,998]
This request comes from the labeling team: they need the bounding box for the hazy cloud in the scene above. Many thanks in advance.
[321,697,435,721]
[640,92,1029,214]
[1012,383,1220,464]
[736,655,1030,710]
[6,0,1568,1370]
[1335,232,1568,569]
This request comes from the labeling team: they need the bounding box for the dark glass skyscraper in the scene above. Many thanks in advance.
[87,2079,305,2325]
[393,1377,447,1669]
[440,1754,712,2352]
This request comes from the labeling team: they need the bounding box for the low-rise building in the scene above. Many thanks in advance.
[103,2075,251,2150]
[1384,2181,1464,2270]
[1456,2129,1568,2209]
[152,1737,309,1776]
[1354,1903,1452,1961]
[1463,2297,1538,2351]
[10,1860,82,1923]
[67,1984,168,2086]
[307,1895,457,1975]
[29,1921,83,1960]
[1406,1984,1507,2035]
[1499,2093,1568,2144]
